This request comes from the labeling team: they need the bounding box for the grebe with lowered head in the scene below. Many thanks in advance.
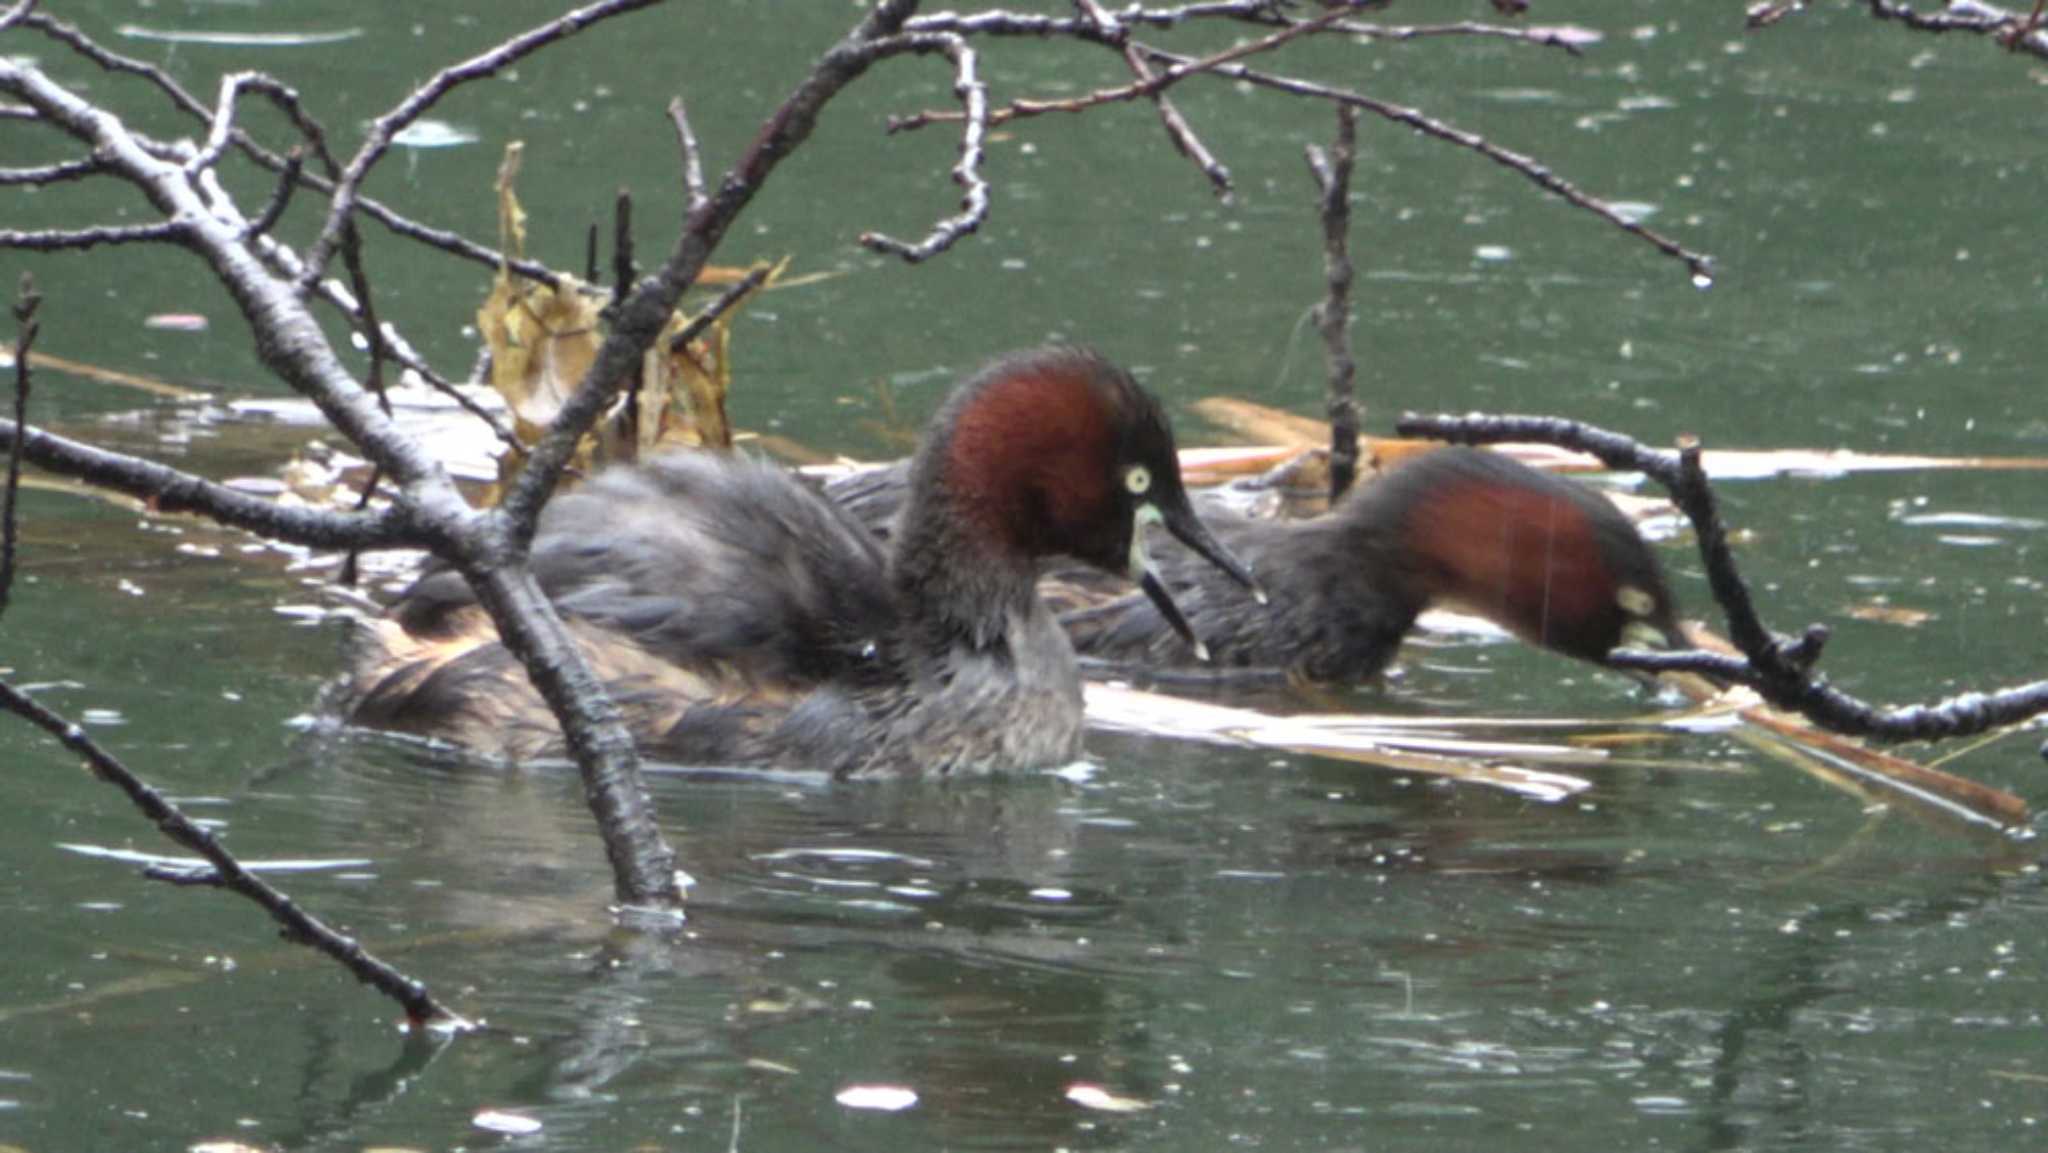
[346,346,1263,775]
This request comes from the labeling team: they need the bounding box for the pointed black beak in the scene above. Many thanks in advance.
[1130,490,1265,661]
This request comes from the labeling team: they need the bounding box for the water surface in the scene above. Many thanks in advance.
[1,3,2043,1151]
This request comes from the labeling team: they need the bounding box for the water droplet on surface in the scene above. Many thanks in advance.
[472,1109,542,1135]
[836,1084,918,1112]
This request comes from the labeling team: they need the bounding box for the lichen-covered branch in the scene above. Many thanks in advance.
[668,96,708,216]
[0,48,684,911]
[0,155,99,185]
[0,220,188,250]
[0,417,425,549]
[1861,0,2048,59]
[859,30,991,262]
[18,10,566,289]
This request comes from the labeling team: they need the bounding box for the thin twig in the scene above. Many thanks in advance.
[1343,20,1600,53]
[334,207,393,588]
[242,147,304,239]
[908,4,1584,50]
[0,156,101,186]
[295,0,663,292]
[860,31,990,262]
[1,275,37,615]
[1075,0,1233,198]
[1862,0,2048,59]
[211,175,523,454]
[669,96,708,215]
[502,0,922,539]
[0,221,188,251]
[614,189,641,444]
[4,13,679,910]
[611,188,636,310]
[893,6,1353,133]
[667,265,773,355]
[1394,411,2048,753]
[0,0,36,33]
[1132,44,1715,282]
[1305,106,1360,499]
[187,71,321,176]
[0,679,454,1023]
[20,11,564,287]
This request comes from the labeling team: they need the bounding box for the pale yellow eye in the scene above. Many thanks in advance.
[1124,465,1152,495]
[1616,585,1657,618]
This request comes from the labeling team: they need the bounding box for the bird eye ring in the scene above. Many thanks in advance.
[1124,465,1152,495]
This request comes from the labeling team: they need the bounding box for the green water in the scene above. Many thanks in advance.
[2,3,2044,1151]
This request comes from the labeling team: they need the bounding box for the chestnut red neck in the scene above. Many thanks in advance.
[888,348,1137,651]
[1346,449,1678,662]
[934,348,1130,560]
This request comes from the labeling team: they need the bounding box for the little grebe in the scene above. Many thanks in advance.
[829,444,1684,684]
[347,346,1261,774]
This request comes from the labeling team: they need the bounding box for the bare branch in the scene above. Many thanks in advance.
[860,31,992,262]
[1306,106,1361,499]
[0,156,101,186]
[0,679,454,1023]
[611,188,636,309]
[295,0,665,292]
[0,0,35,33]
[1745,1,1807,30]
[1,275,36,614]
[0,56,465,493]
[242,146,304,239]
[666,263,773,355]
[1394,411,2048,752]
[1862,0,2048,59]
[914,4,1598,53]
[1342,21,1601,53]
[668,96,708,215]
[1076,0,1233,198]
[910,3,1377,38]
[6,11,685,911]
[895,6,1353,132]
[0,418,425,550]
[1134,44,1716,282]
[0,220,188,251]
[502,0,922,537]
[208,174,522,455]
[191,72,298,175]
[20,10,566,289]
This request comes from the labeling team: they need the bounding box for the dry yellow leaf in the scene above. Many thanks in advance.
[474,144,794,497]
